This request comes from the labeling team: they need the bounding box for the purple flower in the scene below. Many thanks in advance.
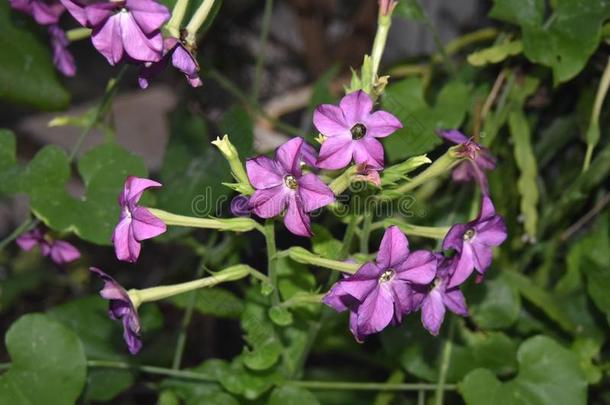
[412,255,468,335]
[442,196,507,288]
[112,176,166,263]
[354,163,381,187]
[16,228,81,265]
[138,37,202,89]
[246,137,335,237]
[230,195,251,216]
[90,267,142,354]
[438,129,496,195]
[10,0,65,25]
[323,226,437,341]
[48,25,76,77]
[60,0,170,65]
[313,90,402,170]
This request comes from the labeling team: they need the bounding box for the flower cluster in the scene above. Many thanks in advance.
[16,228,80,265]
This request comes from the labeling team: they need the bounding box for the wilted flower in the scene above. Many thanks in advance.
[10,0,65,25]
[48,25,76,76]
[412,255,468,335]
[60,0,170,65]
[353,163,381,187]
[442,196,507,288]
[438,129,496,194]
[138,37,202,89]
[313,90,402,170]
[113,176,166,262]
[90,267,142,354]
[324,226,437,341]
[16,228,80,265]
[246,137,335,237]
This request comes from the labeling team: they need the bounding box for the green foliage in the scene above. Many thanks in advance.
[0,314,86,405]
[0,3,69,109]
[467,40,523,66]
[467,272,521,329]
[169,288,244,319]
[461,336,587,405]
[268,385,321,405]
[381,78,470,161]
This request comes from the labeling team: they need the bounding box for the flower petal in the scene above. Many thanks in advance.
[60,0,87,26]
[91,15,124,65]
[447,244,475,288]
[438,129,468,145]
[119,12,163,62]
[395,250,437,285]
[284,196,311,237]
[126,0,170,35]
[112,217,141,262]
[340,90,373,125]
[421,289,446,336]
[390,280,415,322]
[84,2,115,27]
[249,186,289,218]
[364,110,402,138]
[313,104,348,137]
[443,288,468,316]
[442,223,468,252]
[276,137,304,175]
[246,156,284,189]
[49,241,81,265]
[297,173,335,212]
[376,225,409,269]
[352,137,384,169]
[122,176,162,206]
[316,135,354,170]
[356,285,394,337]
[131,207,167,241]
[171,43,198,77]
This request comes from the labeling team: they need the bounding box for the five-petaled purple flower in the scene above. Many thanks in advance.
[17,228,81,265]
[442,196,507,288]
[439,129,496,195]
[313,90,402,170]
[138,37,202,89]
[412,255,468,335]
[246,137,335,237]
[61,0,170,65]
[113,176,166,263]
[90,267,142,354]
[48,25,76,77]
[323,226,437,342]
[10,0,65,25]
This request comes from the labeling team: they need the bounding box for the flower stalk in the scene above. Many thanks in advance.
[328,165,359,195]
[165,0,190,37]
[377,220,450,239]
[370,2,395,84]
[66,27,92,42]
[285,247,360,274]
[184,0,216,45]
[212,135,255,195]
[147,208,262,232]
[128,264,253,307]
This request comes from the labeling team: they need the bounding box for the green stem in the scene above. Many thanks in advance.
[291,380,457,392]
[378,220,450,239]
[252,0,274,101]
[147,208,262,233]
[329,165,358,195]
[0,217,37,252]
[370,8,393,83]
[171,257,208,370]
[280,293,324,308]
[66,27,92,42]
[128,265,252,306]
[264,220,280,305]
[434,318,455,405]
[86,360,217,381]
[205,68,305,136]
[285,247,360,274]
[69,65,127,162]
[166,0,190,38]
[583,56,610,172]
[184,0,216,45]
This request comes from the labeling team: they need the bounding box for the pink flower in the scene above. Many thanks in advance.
[60,0,170,65]
[48,25,76,77]
[10,0,65,25]
[246,137,335,237]
[313,90,402,170]
[16,228,80,265]
[112,176,166,262]
[138,37,202,89]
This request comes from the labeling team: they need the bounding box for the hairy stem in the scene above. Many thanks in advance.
[264,220,280,305]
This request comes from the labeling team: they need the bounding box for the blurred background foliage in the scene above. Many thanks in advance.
[1,0,610,404]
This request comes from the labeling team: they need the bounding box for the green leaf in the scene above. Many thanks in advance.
[0,3,69,109]
[508,110,539,240]
[489,0,544,26]
[158,109,232,216]
[0,129,21,195]
[311,225,342,260]
[395,0,426,21]
[381,78,470,161]
[467,272,521,329]
[169,288,244,319]
[0,314,86,405]
[460,335,587,405]
[268,306,294,326]
[572,338,602,384]
[381,154,431,187]
[219,105,254,157]
[277,256,316,300]
[21,143,147,245]
[268,385,321,405]
[467,40,523,66]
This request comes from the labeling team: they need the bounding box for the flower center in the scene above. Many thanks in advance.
[463,228,476,241]
[350,123,367,140]
[379,269,395,283]
[284,175,298,189]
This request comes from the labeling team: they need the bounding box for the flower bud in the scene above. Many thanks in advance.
[212,135,254,195]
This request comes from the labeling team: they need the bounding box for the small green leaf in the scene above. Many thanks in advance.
[0,314,87,405]
[219,105,254,157]
[467,272,521,329]
[467,40,523,66]
[509,110,539,240]
[268,385,321,405]
[460,336,587,405]
[0,2,69,109]
[489,0,544,26]
[311,225,342,260]
[268,306,294,326]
